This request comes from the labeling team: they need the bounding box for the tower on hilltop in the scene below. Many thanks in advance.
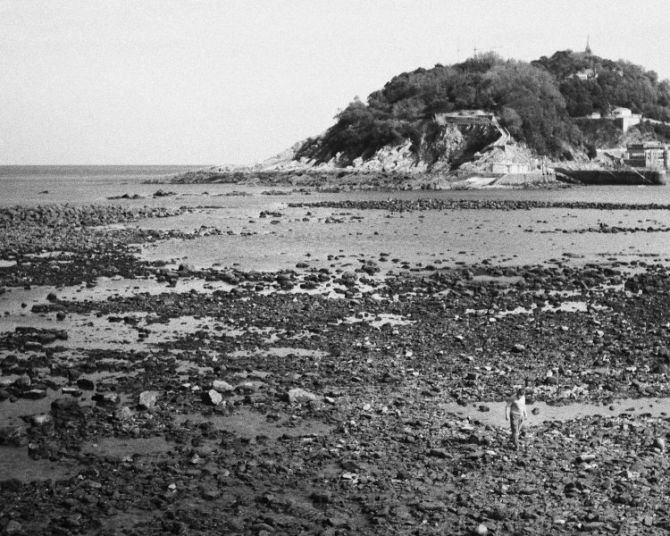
[585,35,592,55]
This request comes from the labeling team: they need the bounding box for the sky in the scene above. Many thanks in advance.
[1,0,669,166]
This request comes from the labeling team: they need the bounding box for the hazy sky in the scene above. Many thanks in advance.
[1,0,669,165]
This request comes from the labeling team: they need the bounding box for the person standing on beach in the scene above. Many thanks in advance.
[505,387,528,449]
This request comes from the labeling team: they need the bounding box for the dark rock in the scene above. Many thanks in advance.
[51,398,83,422]
[310,491,332,504]
[0,425,28,446]
[21,388,47,399]
[93,392,120,406]
[428,448,450,459]
[76,378,95,390]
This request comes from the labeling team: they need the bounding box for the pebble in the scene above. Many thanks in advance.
[30,414,52,426]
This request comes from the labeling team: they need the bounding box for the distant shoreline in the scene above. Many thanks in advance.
[161,168,568,191]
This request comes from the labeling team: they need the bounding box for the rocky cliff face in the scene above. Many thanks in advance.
[257,119,520,174]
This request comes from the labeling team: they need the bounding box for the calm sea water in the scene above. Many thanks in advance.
[2,164,670,206]
[2,165,670,271]
[0,165,206,206]
[0,165,203,182]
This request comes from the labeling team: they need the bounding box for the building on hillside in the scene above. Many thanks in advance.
[434,110,510,147]
[434,110,496,126]
[491,162,530,174]
[574,68,596,81]
[625,142,669,169]
[609,107,642,133]
[611,107,632,118]
[578,106,641,132]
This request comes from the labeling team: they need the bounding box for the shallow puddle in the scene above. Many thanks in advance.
[24,251,70,259]
[0,388,129,425]
[442,396,670,428]
[470,275,524,285]
[229,347,327,359]
[175,361,215,375]
[0,286,60,316]
[467,300,609,317]
[57,276,235,301]
[0,313,146,351]
[0,310,240,352]
[174,408,333,440]
[0,389,78,425]
[82,436,174,459]
[343,312,413,328]
[258,279,379,299]
[0,277,235,316]
[0,447,80,482]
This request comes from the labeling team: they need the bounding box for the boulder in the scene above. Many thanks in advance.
[114,406,135,422]
[204,389,223,406]
[287,388,319,403]
[212,380,234,393]
[653,437,666,452]
[138,390,160,410]
[5,520,23,535]
[76,378,95,390]
[51,398,83,421]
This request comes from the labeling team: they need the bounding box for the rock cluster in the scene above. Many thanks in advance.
[290,198,670,212]
[0,204,182,228]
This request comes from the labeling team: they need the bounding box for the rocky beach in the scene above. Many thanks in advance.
[6,1,670,533]
[0,178,669,536]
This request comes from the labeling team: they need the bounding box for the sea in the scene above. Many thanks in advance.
[2,165,670,271]
[0,165,202,206]
[3,164,670,205]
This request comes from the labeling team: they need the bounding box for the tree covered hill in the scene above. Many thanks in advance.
[296,50,670,166]
[533,50,670,121]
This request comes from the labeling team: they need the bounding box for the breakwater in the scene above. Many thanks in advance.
[556,168,667,186]
[289,199,670,212]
